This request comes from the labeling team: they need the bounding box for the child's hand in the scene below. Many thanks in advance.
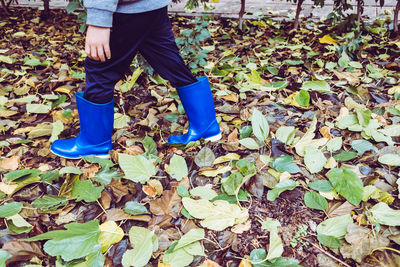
[85,25,111,62]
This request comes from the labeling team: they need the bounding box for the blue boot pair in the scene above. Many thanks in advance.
[50,77,221,159]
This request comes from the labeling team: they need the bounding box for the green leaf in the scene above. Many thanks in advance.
[301,80,331,93]
[270,156,300,174]
[316,214,352,239]
[378,154,400,166]
[190,186,218,200]
[124,201,150,215]
[296,90,310,107]
[163,244,194,267]
[327,168,363,205]
[182,198,249,231]
[304,146,327,173]
[351,139,377,156]
[211,189,249,203]
[0,249,11,266]
[32,195,67,211]
[118,153,156,183]
[304,191,328,211]
[317,234,341,248]
[40,170,60,184]
[259,218,283,260]
[59,166,83,175]
[71,180,103,203]
[267,180,297,201]
[333,151,358,162]
[27,220,101,262]
[249,249,301,267]
[175,228,205,250]
[194,147,215,167]
[356,108,371,127]
[142,135,158,158]
[49,120,64,143]
[369,202,400,226]
[326,137,342,153]
[275,126,297,145]
[95,166,120,185]
[308,180,333,192]
[238,138,260,150]
[168,154,188,181]
[222,172,245,196]
[251,108,269,142]
[114,113,130,129]
[177,185,190,198]
[5,169,41,182]
[84,155,114,168]
[6,214,33,233]
[0,202,23,218]
[26,104,51,114]
[122,226,156,267]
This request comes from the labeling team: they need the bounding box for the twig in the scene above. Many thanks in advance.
[310,242,352,267]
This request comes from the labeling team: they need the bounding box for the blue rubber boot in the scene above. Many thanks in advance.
[50,92,114,159]
[168,77,221,145]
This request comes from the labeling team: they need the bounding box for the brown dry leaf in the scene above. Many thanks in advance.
[319,126,332,140]
[340,224,390,263]
[326,201,355,217]
[106,208,151,222]
[231,220,251,234]
[143,179,163,197]
[82,164,100,178]
[200,259,223,267]
[221,93,239,103]
[333,70,361,85]
[0,156,20,170]
[222,128,240,151]
[149,189,182,218]
[0,182,18,195]
[108,179,130,203]
[149,215,173,229]
[2,240,45,264]
[125,145,144,156]
[100,190,112,210]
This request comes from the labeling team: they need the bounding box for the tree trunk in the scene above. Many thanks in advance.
[42,0,50,18]
[239,0,245,30]
[394,0,400,33]
[0,0,10,15]
[357,0,363,23]
[294,0,304,30]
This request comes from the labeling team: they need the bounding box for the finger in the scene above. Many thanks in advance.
[97,45,106,62]
[91,45,99,61]
[104,43,111,60]
[85,42,91,58]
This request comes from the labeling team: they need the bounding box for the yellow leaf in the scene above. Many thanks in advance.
[319,34,337,45]
[211,0,219,2]
[239,258,252,267]
[98,221,124,253]
[388,86,400,95]
[54,85,74,94]
[324,157,338,169]
[158,262,171,267]
[213,153,241,165]
[200,165,231,177]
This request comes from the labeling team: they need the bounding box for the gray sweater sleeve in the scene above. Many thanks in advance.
[84,0,119,27]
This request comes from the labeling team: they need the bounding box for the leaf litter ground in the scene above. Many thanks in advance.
[1,8,400,267]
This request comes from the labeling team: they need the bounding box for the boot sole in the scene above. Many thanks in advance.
[204,133,222,142]
[50,148,110,160]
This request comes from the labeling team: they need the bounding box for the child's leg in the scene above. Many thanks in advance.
[138,7,221,144]
[137,7,197,88]
[84,11,158,104]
